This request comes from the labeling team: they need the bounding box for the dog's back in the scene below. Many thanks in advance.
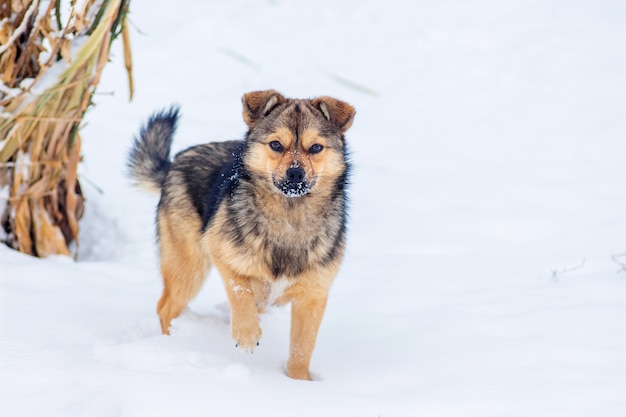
[161,141,243,222]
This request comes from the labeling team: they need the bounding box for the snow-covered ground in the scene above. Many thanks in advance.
[2,1,626,415]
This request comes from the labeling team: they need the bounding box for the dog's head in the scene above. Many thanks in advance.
[242,90,355,198]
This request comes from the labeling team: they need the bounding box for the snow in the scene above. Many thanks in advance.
[2,0,626,416]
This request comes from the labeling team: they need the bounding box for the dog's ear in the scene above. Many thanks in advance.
[242,90,286,128]
[311,96,356,133]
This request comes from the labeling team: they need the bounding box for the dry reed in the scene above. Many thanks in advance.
[0,0,133,257]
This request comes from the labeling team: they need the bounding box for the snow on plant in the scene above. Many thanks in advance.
[0,0,133,257]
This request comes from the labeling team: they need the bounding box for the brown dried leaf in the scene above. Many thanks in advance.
[10,1,28,15]
[14,198,33,255]
[60,38,72,63]
[33,199,70,257]
[75,13,86,33]
[1,47,16,83]
[122,24,134,100]
[0,19,12,44]
[65,134,81,240]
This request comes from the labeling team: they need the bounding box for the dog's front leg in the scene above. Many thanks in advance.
[214,260,262,352]
[286,288,330,380]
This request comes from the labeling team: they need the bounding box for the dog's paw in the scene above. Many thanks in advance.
[231,320,262,353]
[286,361,312,381]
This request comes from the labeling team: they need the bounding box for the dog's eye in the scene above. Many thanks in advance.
[269,141,283,152]
[309,144,324,154]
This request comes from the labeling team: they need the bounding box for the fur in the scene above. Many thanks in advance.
[127,90,355,380]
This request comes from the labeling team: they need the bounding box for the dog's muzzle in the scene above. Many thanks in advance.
[276,166,312,198]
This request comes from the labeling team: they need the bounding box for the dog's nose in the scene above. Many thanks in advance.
[286,167,305,183]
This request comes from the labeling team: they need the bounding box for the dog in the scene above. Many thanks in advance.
[127,90,355,380]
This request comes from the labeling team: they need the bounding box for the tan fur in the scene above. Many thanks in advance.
[156,202,211,335]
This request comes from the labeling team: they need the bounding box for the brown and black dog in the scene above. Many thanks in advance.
[127,90,355,380]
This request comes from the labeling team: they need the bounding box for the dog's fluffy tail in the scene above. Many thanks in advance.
[127,106,180,193]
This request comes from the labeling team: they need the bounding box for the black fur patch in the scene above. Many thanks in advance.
[322,148,351,266]
[321,224,346,267]
[270,244,307,278]
[201,143,247,231]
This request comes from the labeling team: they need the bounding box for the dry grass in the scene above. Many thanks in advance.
[0,0,133,257]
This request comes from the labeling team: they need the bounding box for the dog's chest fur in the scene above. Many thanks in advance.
[213,181,344,279]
